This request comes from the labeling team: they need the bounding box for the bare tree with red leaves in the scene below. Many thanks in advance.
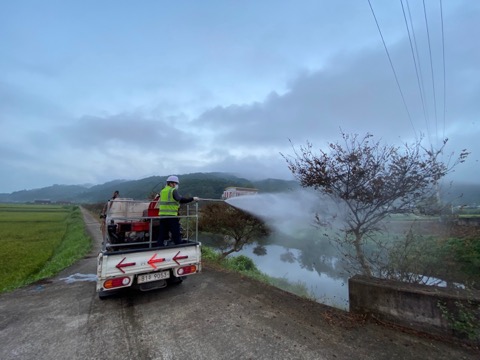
[283,132,468,277]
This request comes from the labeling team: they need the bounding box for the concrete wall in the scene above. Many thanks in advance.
[455,217,480,226]
[349,275,480,342]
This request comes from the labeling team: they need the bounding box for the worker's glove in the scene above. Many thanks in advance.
[193,197,200,201]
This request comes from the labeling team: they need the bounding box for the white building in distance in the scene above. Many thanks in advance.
[221,187,258,200]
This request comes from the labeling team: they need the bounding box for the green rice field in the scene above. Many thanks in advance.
[0,204,92,292]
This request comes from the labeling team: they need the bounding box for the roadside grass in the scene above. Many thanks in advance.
[201,246,315,300]
[0,204,91,293]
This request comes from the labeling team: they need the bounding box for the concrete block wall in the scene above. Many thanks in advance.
[349,275,480,342]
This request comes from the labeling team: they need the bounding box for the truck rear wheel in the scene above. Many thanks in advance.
[98,291,110,300]
[168,276,184,285]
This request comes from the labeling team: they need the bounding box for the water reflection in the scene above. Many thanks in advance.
[237,243,350,310]
[201,230,350,310]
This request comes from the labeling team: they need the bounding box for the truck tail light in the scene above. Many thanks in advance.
[104,276,131,289]
[177,265,197,275]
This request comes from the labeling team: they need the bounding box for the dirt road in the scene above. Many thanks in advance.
[0,208,477,359]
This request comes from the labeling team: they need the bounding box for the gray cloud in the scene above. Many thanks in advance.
[0,81,68,124]
[192,2,480,159]
[54,113,196,151]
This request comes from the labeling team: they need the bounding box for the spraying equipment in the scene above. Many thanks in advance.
[96,186,258,299]
[96,198,201,299]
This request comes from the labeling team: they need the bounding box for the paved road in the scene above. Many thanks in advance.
[0,208,477,359]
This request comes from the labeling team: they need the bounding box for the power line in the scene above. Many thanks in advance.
[367,0,417,138]
[422,0,439,144]
[406,0,432,142]
[439,0,446,140]
[400,0,430,145]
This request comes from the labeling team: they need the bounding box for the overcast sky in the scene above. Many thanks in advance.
[1,0,479,193]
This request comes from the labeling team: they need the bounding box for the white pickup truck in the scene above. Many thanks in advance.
[96,198,201,299]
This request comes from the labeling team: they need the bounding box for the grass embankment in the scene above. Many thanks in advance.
[0,204,91,293]
[201,246,315,300]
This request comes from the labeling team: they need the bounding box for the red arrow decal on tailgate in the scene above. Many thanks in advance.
[173,251,188,265]
[148,253,166,269]
[116,257,136,273]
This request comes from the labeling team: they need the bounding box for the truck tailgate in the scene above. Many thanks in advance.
[98,245,201,278]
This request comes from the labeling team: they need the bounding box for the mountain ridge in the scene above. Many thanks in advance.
[0,172,299,203]
[0,172,478,206]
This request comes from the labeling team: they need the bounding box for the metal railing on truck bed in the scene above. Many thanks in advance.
[102,198,199,253]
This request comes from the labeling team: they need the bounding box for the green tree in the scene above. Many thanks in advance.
[283,132,468,277]
[198,202,270,258]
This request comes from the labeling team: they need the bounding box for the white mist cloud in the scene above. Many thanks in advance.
[226,189,346,236]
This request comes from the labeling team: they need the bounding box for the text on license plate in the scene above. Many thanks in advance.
[137,271,170,284]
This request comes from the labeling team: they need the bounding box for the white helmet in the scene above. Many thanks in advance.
[166,175,179,184]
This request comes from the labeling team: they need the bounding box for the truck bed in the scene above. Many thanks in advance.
[96,199,201,297]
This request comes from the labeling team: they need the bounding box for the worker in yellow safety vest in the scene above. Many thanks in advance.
[155,175,199,245]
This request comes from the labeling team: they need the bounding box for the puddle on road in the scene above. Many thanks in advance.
[59,273,97,283]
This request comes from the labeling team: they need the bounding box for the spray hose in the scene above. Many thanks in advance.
[196,197,244,211]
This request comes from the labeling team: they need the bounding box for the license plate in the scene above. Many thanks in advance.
[137,271,170,284]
